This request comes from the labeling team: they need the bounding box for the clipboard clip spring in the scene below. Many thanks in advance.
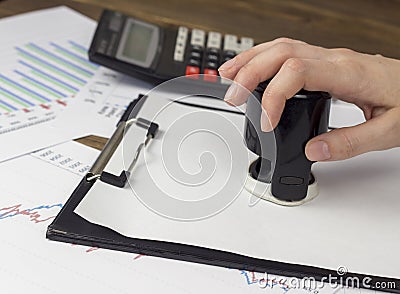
[86,113,159,188]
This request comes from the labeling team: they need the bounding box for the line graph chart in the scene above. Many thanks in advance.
[0,203,63,224]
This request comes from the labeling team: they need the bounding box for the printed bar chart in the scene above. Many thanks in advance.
[0,40,99,116]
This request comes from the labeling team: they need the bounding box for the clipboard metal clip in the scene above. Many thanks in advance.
[86,95,159,188]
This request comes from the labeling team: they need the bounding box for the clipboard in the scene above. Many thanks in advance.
[47,93,400,293]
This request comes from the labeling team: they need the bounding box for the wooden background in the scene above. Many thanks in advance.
[1,0,399,149]
[1,0,399,58]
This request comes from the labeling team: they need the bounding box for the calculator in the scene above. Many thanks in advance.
[89,9,255,86]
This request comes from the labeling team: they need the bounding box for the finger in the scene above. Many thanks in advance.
[223,43,332,107]
[260,57,362,131]
[305,107,400,161]
[218,37,307,80]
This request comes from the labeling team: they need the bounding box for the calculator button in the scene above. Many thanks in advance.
[223,50,236,59]
[188,58,201,67]
[191,29,205,47]
[178,26,189,37]
[207,47,220,55]
[207,31,222,49]
[204,69,218,82]
[206,54,218,62]
[174,43,185,59]
[224,34,238,52]
[177,27,188,43]
[206,61,218,70]
[240,37,254,51]
[174,27,188,62]
[190,51,202,60]
[174,47,185,62]
[174,51,184,62]
[186,65,200,76]
[191,45,203,54]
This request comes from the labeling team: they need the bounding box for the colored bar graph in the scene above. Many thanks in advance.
[14,70,67,98]
[50,42,98,70]
[26,43,94,77]
[0,86,35,107]
[0,99,17,112]
[68,40,89,55]
[0,74,51,103]
[19,60,79,93]
[16,47,87,85]
[0,39,98,116]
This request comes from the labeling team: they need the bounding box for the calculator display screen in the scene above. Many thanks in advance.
[116,18,160,68]
[121,23,153,62]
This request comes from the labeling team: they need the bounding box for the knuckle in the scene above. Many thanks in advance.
[233,52,245,65]
[333,47,355,56]
[339,129,360,159]
[274,37,306,45]
[237,62,252,75]
[242,44,267,61]
[238,63,262,85]
[333,57,369,94]
[274,37,295,43]
[331,48,356,62]
[334,58,360,73]
[272,42,295,58]
[283,58,307,73]
[263,84,275,98]
[263,81,288,101]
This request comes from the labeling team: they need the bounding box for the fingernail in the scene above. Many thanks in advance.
[218,58,236,73]
[306,141,331,161]
[260,110,273,132]
[224,99,235,106]
[224,83,251,105]
[224,83,240,104]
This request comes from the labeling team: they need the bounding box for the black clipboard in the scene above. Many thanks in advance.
[47,94,399,293]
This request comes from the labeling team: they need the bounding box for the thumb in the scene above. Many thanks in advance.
[305,109,400,161]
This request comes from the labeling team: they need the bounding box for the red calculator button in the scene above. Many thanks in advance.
[203,68,218,82]
[185,66,200,77]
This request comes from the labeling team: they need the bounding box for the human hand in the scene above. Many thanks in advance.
[218,38,400,161]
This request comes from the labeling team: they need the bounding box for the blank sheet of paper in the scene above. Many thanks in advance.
[75,94,400,279]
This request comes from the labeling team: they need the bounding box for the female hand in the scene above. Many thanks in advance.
[218,38,400,161]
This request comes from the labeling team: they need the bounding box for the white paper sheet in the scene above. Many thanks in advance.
[75,93,400,280]
[0,7,117,161]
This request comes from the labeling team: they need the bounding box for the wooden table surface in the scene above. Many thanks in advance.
[1,0,399,150]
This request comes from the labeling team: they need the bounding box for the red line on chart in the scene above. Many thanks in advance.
[56,99,67,106]
[0,203,63,224]
[86,247,99,253]
[70,244,99,253]
[133,254,145,260]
